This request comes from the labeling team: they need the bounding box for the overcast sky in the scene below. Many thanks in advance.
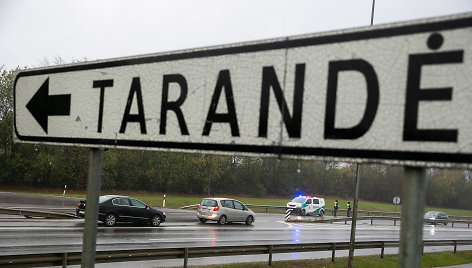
[1,0,471,70]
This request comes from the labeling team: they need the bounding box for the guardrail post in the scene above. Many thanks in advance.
[381,241,385,258]
[452,221,454,227]
[62,252,68,268]
[184,248,189,268]
[371,218,373,225]
[268,245,273,265]
[454,240,457,253]
[331,243,336,261]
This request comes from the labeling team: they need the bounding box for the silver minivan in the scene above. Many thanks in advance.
[197,198,255,225]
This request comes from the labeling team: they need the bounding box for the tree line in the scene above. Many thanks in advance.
[1,66,472,210]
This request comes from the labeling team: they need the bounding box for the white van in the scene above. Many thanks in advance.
[286,196,325,216]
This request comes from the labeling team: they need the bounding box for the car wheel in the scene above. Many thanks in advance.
[301,209,307,216]
[150,215,162,227]
[319,210,324,217]
[199,218,207,223]
[104,213,116,227]
[217,215,227,225]
[245,215,254,225]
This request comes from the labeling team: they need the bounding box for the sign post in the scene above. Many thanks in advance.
[398,167,426,267]
[81,148,103,268]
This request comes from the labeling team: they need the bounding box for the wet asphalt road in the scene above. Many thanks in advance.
[1,192,472,267]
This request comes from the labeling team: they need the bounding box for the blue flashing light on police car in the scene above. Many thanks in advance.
[286,195,325,216]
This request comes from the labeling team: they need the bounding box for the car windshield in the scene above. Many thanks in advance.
[425,211,438,218]
[291,197,306,203]
[99,196,114,203]
[201,199,218,207]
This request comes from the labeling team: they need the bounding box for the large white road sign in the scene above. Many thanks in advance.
[14,14,472,167]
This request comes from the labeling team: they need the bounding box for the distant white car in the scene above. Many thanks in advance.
[286,196,325,216]
[424,211,449,225]
[197,198,255,225]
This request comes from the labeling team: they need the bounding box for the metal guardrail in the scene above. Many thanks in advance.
[287,214,472,228]
[181,204,471,227]
[1,239,471,268]
[180,204,199,209]
[0,208,76,219]
[289,216,403,225]
[449,215,472,221]
[180,203,472,228]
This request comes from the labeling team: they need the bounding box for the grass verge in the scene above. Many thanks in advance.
[3,187,472,217]
[187,251,472,268]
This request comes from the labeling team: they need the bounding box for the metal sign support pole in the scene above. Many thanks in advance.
[81,148,103,268]
[348,164,361,268]
[398,166,426,268]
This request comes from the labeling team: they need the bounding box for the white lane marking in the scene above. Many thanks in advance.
[0,227,82,231]
[149,237,216,241]
[276,221,296,229]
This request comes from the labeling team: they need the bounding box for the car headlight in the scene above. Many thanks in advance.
[163,212,166,216]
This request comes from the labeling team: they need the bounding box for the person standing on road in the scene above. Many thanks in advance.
[334,200,339,217]
[347,201,352,217]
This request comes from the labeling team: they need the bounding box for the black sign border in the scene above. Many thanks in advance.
[14,15,472,165]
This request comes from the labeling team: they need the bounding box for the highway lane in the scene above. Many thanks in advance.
[1,192,472,266]
[1,213,471,256]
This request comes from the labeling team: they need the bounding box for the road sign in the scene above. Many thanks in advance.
[14,14,472,167]
[393,196,401,205]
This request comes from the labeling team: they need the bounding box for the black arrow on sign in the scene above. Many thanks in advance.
[26,77,71,134]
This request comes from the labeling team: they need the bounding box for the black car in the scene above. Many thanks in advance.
[76,195,166,227]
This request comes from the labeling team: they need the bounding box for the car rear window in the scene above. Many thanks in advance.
[112,198,130,206]
[99,196,113,203]
[201,199,217,207]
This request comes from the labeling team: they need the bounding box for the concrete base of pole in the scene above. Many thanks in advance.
[81,148,103,268]
[398,166,426,268]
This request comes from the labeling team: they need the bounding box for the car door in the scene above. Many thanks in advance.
[111,197,132,221]
[313,198,320,213]
[305,198,312,214]
[129,198,149,222]
[233,200,247,221]
[221,200,236,222]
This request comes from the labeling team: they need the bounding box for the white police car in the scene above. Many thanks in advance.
[286,196,325,216]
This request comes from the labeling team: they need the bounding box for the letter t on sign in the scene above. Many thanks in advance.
[93,79,114,133]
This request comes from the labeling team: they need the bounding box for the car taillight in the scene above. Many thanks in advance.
[77,202,81,206]
[198,204,200,209]
[213,206,219,211]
